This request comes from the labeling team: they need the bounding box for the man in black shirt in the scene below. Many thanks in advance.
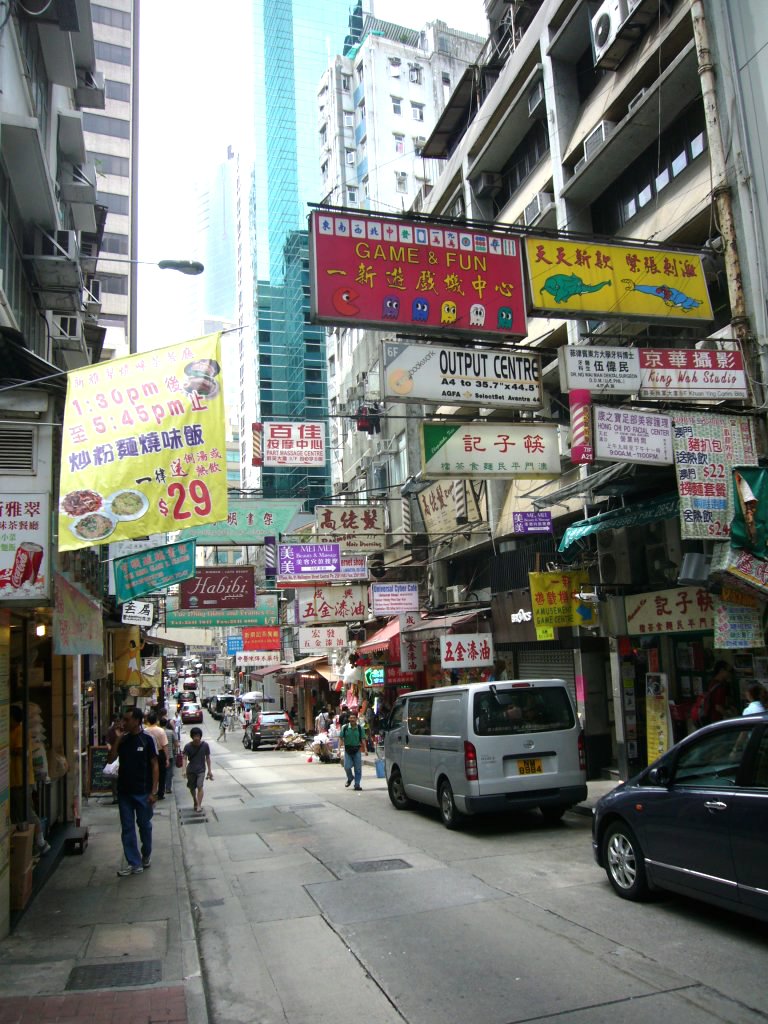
[108,707,159,876]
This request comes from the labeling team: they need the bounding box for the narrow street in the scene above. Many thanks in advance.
[183,715,768,1024]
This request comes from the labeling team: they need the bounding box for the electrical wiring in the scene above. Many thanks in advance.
[14,0,55,15]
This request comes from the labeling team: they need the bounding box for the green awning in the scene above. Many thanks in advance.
[558,494,679,552]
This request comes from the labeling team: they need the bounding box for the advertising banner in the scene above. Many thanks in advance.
[594,406,673,465]
[371,583,419,616]
[382,340,541,409]
[166,594,279,628]
[121,600,154,627]
[310,210,527,339]
[298,625,348,652]
[672,412,757,540]
[294,585,367,624]
[417,480,486,538]
[439,634,494,669]
[179,567,255,610]
[276,555,368,587]
[645,673,672,763]
[235,650,281,668]
[108,534,167,594]
[525,237,713,322]
[624,586,714,635]
[112,626,149,688]
[314,505,385,552]
[242,626,281,650]
[399,612,424,672]
[713,597,764,649]
[528,571,598,633]
[730,467,768,559]
[53,572,103,655]
[710,541,768,599]
[58,333,226,551]
[226,635,244,655]
[113,539,196,604]
[278,543,341,576]
[254,422,326,468]
[639,348,748,401]
[511,511,552,535]
[558,346,641,394]
[421,422,559,479]
[0,494,50,600]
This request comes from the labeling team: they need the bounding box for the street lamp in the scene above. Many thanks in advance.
[99,257,205,275]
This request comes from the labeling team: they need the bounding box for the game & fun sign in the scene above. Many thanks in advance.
[58,333,226,551]
[309,210,526,339]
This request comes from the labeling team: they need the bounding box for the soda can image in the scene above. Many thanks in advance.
[10,543,44,588]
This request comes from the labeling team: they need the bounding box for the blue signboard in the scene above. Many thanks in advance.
[226,635,244,655]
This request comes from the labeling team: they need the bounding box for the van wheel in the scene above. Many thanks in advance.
[438,781,464,829]
[540,804,567,824]
[388,768,412,810]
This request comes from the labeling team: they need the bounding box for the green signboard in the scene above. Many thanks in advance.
[179,499,304,545]
[165,593,279,627]
[114,539,197,604]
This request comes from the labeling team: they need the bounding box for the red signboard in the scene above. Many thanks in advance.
[242,626,281,650]
[309,210,526,339]
[179,567,255,610]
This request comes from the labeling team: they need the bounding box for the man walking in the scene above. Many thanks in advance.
[107,707,159,876]
[340,711,366,791]
[183,726,213,813]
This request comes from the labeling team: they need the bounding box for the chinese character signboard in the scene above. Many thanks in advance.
[166,594,278,628]
[235,650,281,668]
[254,421,326,468]
[371,583,419,616]
[417,480,486,538]
[645,673,672,763]
[399,613,424,672]
[113,539,196,604]
[226,635,244,655]
[511,511,552,535]
[0,494,50,600]
[526,238,713,322]
[710,542,768,599]
[421,422,560,479]
[528,571,598,634]
[314,505,384,552]
[108,534,167,594]
[276,555,368,587]
[53,572,103,655]
[242,626,281,650]
[624,586,714,635]
[594,406,673,465]
[639,348,748,401]
[278,543,341,577]
[309,210,526,339]
[59,333,226,551]
[672,412,757,540]
[439,634,494,669]
[713,597,763,649]
[121,600,154,627]
[180,498,303,546]
[382,340,541,409]
[294,585,367,624]
[179,567,255,610]
[559,346,641,394]
[298,625,348,652]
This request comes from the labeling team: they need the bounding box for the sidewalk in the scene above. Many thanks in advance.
[0,784,206,1024]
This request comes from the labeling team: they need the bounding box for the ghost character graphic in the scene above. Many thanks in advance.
[469,303,486,327]
[441,300,458,325]
[411,297,429,322]
[382,296,401,319]
[497,306,513,331]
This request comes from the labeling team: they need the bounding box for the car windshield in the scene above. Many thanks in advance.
[473,687,575,735]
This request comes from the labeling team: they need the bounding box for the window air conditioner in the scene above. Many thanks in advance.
[591,0,629,65]
[445,585,465,604]
[51,313,83,347]
[583,120,616,161]
[28,229,81,290]
[74,69,105,110]
[59,162,97,205]
[523,191,554,226]
[527,80,545,118]
[475,172,502,198]
[83,278,101,317]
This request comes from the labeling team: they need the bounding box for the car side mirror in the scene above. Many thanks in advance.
[648,765,671,787]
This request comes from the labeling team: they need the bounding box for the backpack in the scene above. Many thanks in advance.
[690,688,712,727]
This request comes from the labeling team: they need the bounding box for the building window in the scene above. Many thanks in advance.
[411,102,424,122]
[392,96,402,115]
[100,231,129,254]
[389,57,402,77]
[96,191,129,215]
[83,113,130,139]
[413,136,426,156]
[348,187,358,204]
[494,121,550,214]
[359,136,367,159]
[345,149,355,165]
[394,134,405,155]
[344,111,354,127]
[94,41,131,65]
[91,152,129,176]
[99,273,128,295]
[342,74,351,91]
[321,159,329,180]
[358,100,366,122]
[396,172,408,193]
[356,61,364,81]
[409,64,423,84]
[319,123,327,146]
[105,79,130,102]
[442,72,451,103]
[92,4,131,29]
[362,176,369,197]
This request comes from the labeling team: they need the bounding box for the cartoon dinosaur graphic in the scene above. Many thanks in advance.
[621,279,702,311]
[540,274,611,303]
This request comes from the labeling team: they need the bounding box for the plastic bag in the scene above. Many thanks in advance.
[103,759,119,777]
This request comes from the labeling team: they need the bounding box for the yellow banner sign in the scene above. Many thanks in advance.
[58,334,226,551]
[529,570,598,630]
[525,238,713,322]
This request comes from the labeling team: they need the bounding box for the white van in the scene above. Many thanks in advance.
[383,679,587,828]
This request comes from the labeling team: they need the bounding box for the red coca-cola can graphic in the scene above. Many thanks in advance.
[10,543,44,588]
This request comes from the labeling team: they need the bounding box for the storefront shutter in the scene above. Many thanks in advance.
[516,650,576,704]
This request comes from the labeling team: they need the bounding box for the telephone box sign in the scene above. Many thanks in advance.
[309,210,526,339]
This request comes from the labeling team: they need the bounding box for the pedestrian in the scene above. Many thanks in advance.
[144,711,170,800]
[314,705,329,734]
[340,711,366,791]
[105,711,122,804]
[183,726,213,813]
[218,706,229,742]
[742,682,766,715]
[173,708,182,741]
[161,715,178,793]
[338,703,350,729]
[108,707,159,876]
[691,660,734,728]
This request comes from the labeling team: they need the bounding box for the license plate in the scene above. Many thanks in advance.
[517,758,543,775]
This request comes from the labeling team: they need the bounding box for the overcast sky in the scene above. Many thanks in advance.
[135,0,488,350]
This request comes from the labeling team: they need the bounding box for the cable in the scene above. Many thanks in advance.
[14,0,55,15]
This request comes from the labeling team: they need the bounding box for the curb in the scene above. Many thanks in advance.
[170,791,209,1024]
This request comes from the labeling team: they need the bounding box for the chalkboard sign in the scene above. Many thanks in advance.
[88,746,112,795]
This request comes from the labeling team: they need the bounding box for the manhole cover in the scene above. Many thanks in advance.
[349,858,411,873]
[66,960,162,990]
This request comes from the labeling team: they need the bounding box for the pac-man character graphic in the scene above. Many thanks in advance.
[469,303,486,327]
[497,306,513,331]
[332,286,360,316]
[383,296,401,319]
[387,368,414,397]
[412,298,430,322]
[441,300,458,325]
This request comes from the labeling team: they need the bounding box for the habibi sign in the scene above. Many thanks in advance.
[179,567,255,610]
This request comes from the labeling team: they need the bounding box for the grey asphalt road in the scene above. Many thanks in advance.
[179,720,767,1024]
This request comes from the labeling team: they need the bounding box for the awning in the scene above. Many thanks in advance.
[250,665,281,679]
[278,655,329,675]
[532,463,631,509]
[404,608,491,641]
[558,494,679,552]
[357,618,400,654]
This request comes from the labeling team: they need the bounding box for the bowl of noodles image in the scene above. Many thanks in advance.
[60,489,104,517]
[70,511,117,543]
[107,489,149,522]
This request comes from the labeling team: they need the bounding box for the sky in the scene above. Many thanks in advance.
[135,0,489,351]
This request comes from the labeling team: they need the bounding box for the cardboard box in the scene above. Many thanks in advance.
[10,826,34,872]
[10,866,33,911]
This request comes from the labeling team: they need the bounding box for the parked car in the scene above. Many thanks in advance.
[243,710,292,750]
[593,713,768,923]
[181,702,203,725]
[383,679,587,828]
[210,694,236,720]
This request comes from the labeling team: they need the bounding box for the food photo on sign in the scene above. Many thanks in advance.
[57,333,227,551]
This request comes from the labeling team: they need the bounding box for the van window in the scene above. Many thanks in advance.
[407,697,433,735]
[473,687,574,736]
[387,702,405,730]
[431,695,463,736]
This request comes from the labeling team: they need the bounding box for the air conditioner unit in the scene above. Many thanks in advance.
[445,585,465,604]
[59,162,97,204]
[83,277,101,317]
[591,0,629,65]
[645,518,683,584]
[523,191,554,226]
[27,229,81,289]
[597,527,644,586]
[74,69,105,109]
[677,552,711,586]
[583,119,616,161]
[574,156,587,176]
[527,79,545,118]
[51,313,83,347]
[627,87,646,112]
[475,172,502,198]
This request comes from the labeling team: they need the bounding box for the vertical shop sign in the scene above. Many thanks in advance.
[399,612,423,672]
[645,673,672,763]
[0,494,50,600]
[713,597,764,649]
